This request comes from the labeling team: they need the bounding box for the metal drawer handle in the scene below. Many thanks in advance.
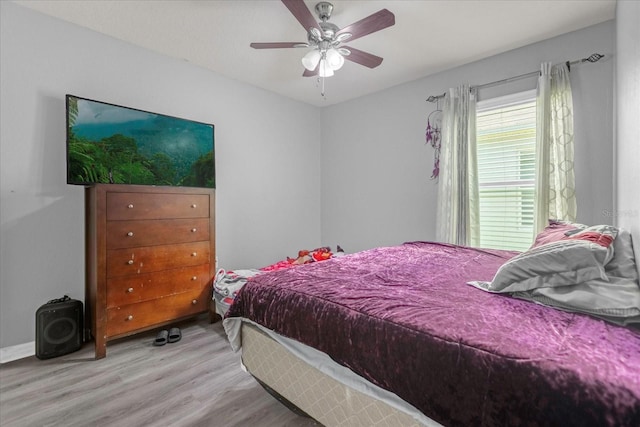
[127,260,134,265]
[128,204,134,209]
[191,252,197,257]
[127,315,133,321]
[191,204,197,208]
[192,276,197,281]
[192,299,197,305]
[127,231,134,237]
[127,287,134,293]
[191,228,197,232]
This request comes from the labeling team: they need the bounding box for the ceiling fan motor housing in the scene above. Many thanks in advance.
[308,2,340,44]
[315,2,334,21]
[309,22,340,44]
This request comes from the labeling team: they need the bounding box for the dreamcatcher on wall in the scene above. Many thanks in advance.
[425,98,442,180]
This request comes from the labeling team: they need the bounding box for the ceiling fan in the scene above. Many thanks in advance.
[250,0,395,78]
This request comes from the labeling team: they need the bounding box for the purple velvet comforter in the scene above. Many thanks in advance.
[227,242,640,426]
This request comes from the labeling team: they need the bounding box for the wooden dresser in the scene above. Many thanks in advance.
[85,184,215,359]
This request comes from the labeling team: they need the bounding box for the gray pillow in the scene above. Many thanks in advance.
[469,225,618,293]
[606,228,639,280]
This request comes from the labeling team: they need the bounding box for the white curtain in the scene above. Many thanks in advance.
[436,85,480,246]
[534,62,577,234]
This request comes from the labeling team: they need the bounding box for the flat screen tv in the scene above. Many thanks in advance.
[66,95,215,188]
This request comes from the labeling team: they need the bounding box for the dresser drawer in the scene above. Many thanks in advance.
[106,218,210,249]
[107,192,209,220]
[106,264,211,308]
[107,241,210,278]
[105,289,209,337]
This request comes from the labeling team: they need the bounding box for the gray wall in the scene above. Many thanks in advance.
[321,21,615,253]
[0,2,625,353]
[0,2,322,349]
[615,1,640,247]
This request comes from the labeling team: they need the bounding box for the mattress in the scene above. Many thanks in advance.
[239,322,440,426]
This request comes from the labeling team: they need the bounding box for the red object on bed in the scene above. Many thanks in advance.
[227,241,640,426]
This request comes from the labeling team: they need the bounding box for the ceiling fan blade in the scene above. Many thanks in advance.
[250,42,308,49]
[303,67,318,77]
[342,46,384,68]
[282,0,321,32]
[336,9,395,43]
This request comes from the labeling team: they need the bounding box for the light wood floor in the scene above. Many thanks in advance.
[0,316,320,427]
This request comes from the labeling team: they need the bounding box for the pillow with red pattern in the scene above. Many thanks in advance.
[530,219,586,249]
[566,224,617,251]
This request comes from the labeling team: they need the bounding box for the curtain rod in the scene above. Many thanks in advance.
[426,53,605,103]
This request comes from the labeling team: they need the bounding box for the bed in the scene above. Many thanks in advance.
[223,223,640,426]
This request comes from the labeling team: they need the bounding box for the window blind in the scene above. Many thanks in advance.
[476,91,536,252]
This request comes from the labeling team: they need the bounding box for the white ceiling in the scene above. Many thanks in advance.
[15,0,616,107]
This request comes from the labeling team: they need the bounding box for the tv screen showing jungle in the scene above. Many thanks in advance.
[66,95,215,188]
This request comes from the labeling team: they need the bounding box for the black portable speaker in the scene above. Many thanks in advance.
[36,295,83,360]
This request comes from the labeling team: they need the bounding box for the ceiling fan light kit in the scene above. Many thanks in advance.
[301,49,322,70]
[302,45,344,76]
[250,0,395,97]
[325,47,345,70]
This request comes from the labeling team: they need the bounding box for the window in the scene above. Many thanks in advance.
[476,90,536,252]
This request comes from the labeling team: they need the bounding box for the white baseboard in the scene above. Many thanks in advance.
[0,341,35,364]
